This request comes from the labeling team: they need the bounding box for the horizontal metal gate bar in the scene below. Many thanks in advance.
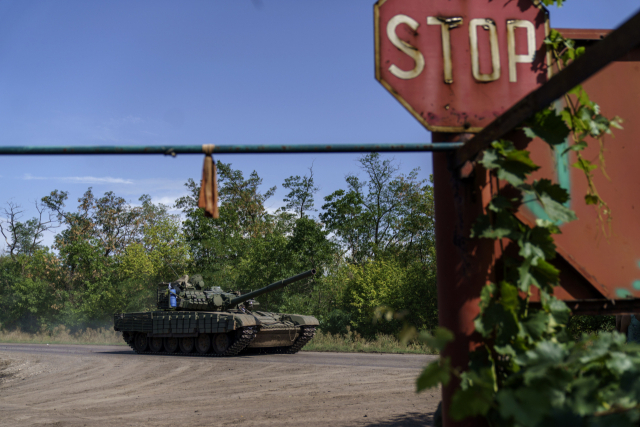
[0,143,463,156]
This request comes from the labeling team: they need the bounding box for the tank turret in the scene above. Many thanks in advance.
[156,269,316,312]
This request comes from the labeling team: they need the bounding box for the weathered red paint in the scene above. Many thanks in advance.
[433,133,494,427]
[518,31,640,301]
[375,0,549,132]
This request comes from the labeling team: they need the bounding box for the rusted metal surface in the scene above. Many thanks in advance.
[531,299,640,316]
[557,28,608,41]
[433,132,492,427]
[429,20,640,425]
[454,9,640,171]
[375,0,549,133]
[518,31,640,302]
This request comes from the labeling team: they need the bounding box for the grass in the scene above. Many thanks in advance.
[0,326,125,346]
[303,329,437,354]
[0,326,436,354]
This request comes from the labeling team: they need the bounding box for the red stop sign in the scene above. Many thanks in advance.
[375,0,550,132]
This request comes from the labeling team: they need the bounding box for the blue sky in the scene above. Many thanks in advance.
[0,0,638,248]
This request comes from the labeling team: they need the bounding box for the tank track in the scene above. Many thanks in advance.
[285,326,316,354]
[125,326,257,357]
[253,326,316,355]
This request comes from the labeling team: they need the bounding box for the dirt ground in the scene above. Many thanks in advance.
[0,344,440,426]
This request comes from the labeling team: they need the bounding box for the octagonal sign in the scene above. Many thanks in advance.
[375,0,550,132]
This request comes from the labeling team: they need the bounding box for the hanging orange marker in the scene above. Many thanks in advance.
[198,144,219,218]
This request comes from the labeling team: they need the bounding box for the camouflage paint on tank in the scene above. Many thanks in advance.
[114,270,318,357]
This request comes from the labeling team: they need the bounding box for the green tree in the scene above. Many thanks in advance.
[234,216,337,315]
[0,251,58,332]
[175,161,278,288]
[318,153,437,337]
[340,258,406,337]
[0,201,57,259]
[320,153,434,263]
[282,164,319,218]
[36,188,189,326]
[42,188,156,258]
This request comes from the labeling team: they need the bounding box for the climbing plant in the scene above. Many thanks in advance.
[416,3,640,425]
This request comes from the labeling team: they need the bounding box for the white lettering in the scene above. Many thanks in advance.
[507,20,536,82]
[386,14,425,80]
[469,18,501,82]
[427,16,463,84]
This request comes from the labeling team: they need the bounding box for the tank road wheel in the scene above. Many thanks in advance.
[133,333,149,353]
[212,333,231,354]
[149,337,163,352]
[179,337,195,354]
[163,337,179,353]
[195,334,211,354]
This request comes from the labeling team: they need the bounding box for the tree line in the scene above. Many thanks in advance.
[0,153,437,338]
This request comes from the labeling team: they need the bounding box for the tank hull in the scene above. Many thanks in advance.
[114,310,318,356]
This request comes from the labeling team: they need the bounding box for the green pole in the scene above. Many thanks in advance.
[0,143,463,155]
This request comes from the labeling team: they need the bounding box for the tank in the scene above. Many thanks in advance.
[114,269,319,357]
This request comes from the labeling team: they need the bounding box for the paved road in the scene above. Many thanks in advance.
[0,342,436,368]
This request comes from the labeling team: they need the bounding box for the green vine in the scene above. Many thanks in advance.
[543,28,623,229]
[417,5,638,426]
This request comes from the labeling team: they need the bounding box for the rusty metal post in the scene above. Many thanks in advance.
[433,132,495,427]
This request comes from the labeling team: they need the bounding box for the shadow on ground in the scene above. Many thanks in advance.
[363,412,434,427]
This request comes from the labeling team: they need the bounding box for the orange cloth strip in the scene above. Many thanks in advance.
[198,145,218,218]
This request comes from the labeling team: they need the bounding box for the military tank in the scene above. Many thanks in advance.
[114,269,318,357]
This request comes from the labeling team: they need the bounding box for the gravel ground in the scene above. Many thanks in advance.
[0,343,440,426]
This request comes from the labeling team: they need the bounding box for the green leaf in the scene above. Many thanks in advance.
[535,218,561,234]
[590,412,640,427]
[471,211,518,240]
[470,214,491,239]
[584,194,599,205]
[531,259,560,288]
[496,391,527,425]
[488,195,514,212]
[610,117,624,130]
[522,311,549,341]
[498,385,558,427]
[482,140,539,187]
[567,140,588,152]
[450,386,494,420]
[536,192,577,224]
[523,225,557,259]
[480,148,500,170]
[569,376,601,416]
[573,158,597,173]
[605,351,634,375]
[517,341,567,368]
[478,282,497,311]
[494,344,517,357]
[568,85,590,106]
[419,327,454,352]
[534,179,569,204]
[517,255,560,292]
[548,298,570,327]
[524,109,571,147]
[416,357,451,392]
[498,150,540,187]
[499,281,519,311]
[450,370,496,420]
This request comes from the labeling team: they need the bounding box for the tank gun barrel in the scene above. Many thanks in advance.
[229,269,316,307]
